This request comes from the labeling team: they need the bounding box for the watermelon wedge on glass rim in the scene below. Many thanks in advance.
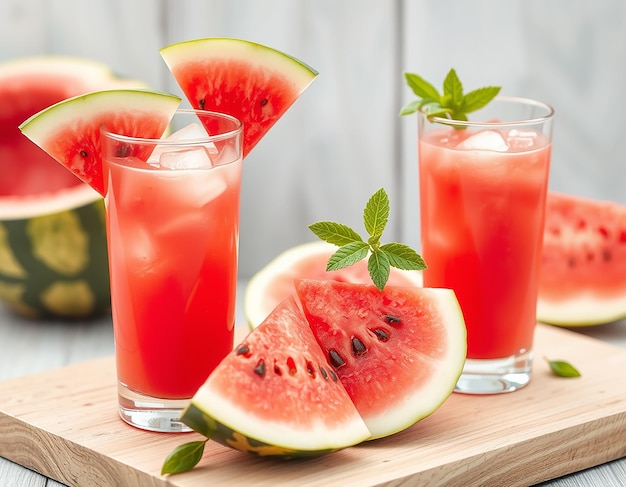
[19,89,182,196]
[160,37,318,157]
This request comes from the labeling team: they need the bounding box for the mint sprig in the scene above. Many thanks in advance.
[309,188,426,291]
[399,68,500,122]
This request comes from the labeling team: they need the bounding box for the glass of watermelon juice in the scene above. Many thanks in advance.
[418,96,554,394]
[101,109,243,431]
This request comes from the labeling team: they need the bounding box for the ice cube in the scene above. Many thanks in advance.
[159,147,214,170]
[456,130,509,152]
[147,123,218,167]
[506,129,539,150]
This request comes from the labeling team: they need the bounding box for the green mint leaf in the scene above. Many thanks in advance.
[363,188,389,239]
[368,250,391,291]
[544,357,581,378]
[442,68,463,110]
[462,86,501,113]
[379,242,427,271]
[308,221,363,246]
[309,187,426,290]
[401,68,500,122]
[161,439,208,475]
[419,101,453,118]
[399,99,421,116]
[404,72,440,102]
[327,241,370,271]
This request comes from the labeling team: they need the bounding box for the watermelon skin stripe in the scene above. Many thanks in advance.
[2,202,110,319]
[182,404,337,458]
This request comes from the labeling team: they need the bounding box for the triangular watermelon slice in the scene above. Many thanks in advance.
[160,37,318,157]
[19,89,181,196]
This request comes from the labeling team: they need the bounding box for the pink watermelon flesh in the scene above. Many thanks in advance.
[161,40,317,158]
[538,191,626,324]
[183,296,369,453]
[1,76,94,196]
[295,279,465,439]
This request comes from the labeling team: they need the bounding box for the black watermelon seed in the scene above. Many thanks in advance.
[253,359,266,377]
[199,99,206,109]
[328,369,339,382]
[260,98,268,106]
[351,337,367,356]
[383,315,401,325]
[236,344,251,357]
[319,365,329,380]
[371,328,390,342]
[329,349,346,369]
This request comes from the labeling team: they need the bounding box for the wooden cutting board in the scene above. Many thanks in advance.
[1,323,625,487]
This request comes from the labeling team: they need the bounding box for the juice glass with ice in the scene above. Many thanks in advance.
[101,109,243,431]
[418,96,554,394]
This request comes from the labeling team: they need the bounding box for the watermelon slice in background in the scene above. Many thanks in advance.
[244,241,423,329]
[19,89,181,196]
[160,37,318,157]
[295,279,466,440]
[538,191,626,326]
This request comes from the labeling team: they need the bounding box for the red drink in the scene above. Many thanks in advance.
[417,97,554,393]
[106,160,241,399]
[101,110,243,430]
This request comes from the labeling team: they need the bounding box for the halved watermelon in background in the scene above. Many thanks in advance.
[0,57,152,319]
[19,89,181,196]
[182,297,371,458]
[160,37,318,157]
[538,191,626,326]
[296,279,466,439]
[244,241,423,328]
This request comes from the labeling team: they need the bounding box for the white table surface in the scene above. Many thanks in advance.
[1,281,625,487]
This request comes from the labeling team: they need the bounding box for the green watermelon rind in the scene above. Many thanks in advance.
[19,89,181,142]
[182,400,339,459]
[0,196,110,319]
[160,37,318,86]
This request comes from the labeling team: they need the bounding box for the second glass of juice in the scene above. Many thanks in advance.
[101,109,243,431]
[418,96,554,394]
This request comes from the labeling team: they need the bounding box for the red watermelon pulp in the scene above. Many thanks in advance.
[538,191,626,326]
[160,37,318,157]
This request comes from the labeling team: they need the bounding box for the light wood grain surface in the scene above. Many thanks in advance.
[1,282,626,486]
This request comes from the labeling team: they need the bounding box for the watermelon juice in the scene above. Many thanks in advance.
[417,97,554,394]
[101,110,243,431]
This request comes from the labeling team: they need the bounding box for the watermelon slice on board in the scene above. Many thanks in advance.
[538,191,626,326]
[160,37,318,157]
[181,296,371,458]
[19,89,181,196]
[295,279,467,440]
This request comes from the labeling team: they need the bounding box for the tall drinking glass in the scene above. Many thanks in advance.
[418,96,554,394]
[101,109,243,431]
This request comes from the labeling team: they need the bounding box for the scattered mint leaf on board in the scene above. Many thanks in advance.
[309,188,426,291]
[544,357,581,378]
[400,68,501,122]
[161,439,209,475]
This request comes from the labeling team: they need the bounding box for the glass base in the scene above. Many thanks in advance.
[117,382,193,433]
[454,351,532,395]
